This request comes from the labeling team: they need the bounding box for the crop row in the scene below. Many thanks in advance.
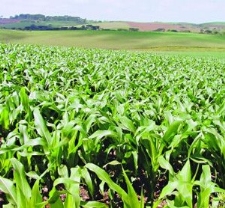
[1,43,225,207]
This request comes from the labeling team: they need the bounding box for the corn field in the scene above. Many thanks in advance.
[1,43,225,207]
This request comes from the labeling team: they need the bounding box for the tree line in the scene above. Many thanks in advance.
[10,14,86,24]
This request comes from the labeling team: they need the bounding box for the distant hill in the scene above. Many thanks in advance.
[93,21,225,33]
[0,14,86,24]
[0,14,225,34]
[0,14,87,30]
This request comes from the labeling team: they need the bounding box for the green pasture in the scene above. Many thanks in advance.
[1,29,225,55]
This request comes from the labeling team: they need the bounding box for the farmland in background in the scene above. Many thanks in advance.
[1,14,225,33]
[1,29,225,53]
[1,43,225,207]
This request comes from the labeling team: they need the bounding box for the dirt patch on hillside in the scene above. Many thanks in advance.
[127,22,199,32]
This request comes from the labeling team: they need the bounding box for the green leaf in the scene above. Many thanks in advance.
[2,204,16,208]
[84,114,97,133]
[69,167,82,208]
[118,116,135,133]
[33,107,52,147]
[10,158,31,199]
[16,184,29,208]
[81,201,108,208]
[104,160,121,167]
[53,178,79,188]
[1,107,10,130]
[178,160,191,182]
[89,130,116,140]
[201,165,211,184]
[48,187,61,204]
[19,87,31,119]
[50,197,64,208]
[158,155,174,175]
[0,177,17,205]
[85,163,127,199]
[53,167,82,208]
[122,168,142,208]
[30,180,43,206]
[64,194,76,208]
[58,165,69,178]
[81,167,94,199]
[162,120,182,144]
[159,181,178,199]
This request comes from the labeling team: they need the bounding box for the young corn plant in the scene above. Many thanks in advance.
[1,43,225,206]
[0,158,47,208]
[85,163,145,208]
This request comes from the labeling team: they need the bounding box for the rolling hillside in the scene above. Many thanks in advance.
[1,29,225,53]
[0,14,225,33]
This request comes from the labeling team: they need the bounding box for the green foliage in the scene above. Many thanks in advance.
[0,43,225,207]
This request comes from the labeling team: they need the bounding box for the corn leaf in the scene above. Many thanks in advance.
[10,158,31,199]
[33,107,52,147]
[0,177,17,205]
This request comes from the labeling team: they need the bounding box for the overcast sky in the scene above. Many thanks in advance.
[1,0,225,23]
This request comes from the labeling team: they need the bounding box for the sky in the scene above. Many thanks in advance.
[1,0,225,23]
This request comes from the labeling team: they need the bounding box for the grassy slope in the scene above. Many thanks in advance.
[1,29,225,55]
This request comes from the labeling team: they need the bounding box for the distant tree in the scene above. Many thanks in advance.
[101,28,113,31]
[182,30,191,33]
[60,26,69,30]
[212,28,219,34]
[168,29,178,32]
[9,14,86,24]
[154,28,165,32]
[117,28,128,31]
[129,28,139,31]
[204,29,212,34]
[70,26,78,30]
[81,25,86,30]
